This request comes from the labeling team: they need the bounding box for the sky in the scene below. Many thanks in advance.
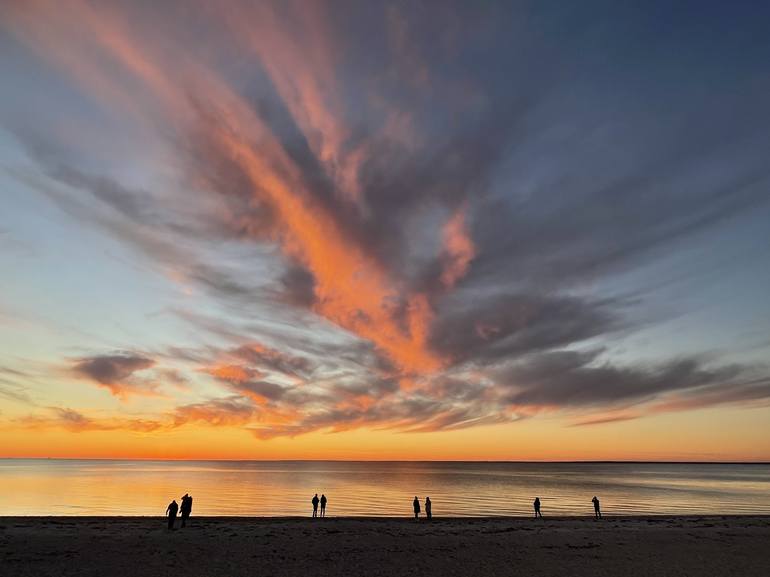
[1,0,769,461]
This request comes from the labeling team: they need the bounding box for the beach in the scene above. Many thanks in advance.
[2,516,769,577]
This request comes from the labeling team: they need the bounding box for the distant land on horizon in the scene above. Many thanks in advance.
[3,457,770,465]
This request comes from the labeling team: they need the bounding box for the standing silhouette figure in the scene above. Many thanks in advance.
[312,493,319,518]
[413,496,421,520]
[534,497,542,518]
[425,497,432,520]
[180,493,193,527]
[320,494,327,518]
[165,499,178,530]
[592,496,602,519]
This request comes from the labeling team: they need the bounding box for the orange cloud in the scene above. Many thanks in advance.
[440,205,476,289]
[215,130,443,374]
[203,364,262,384]
[218,1,364,205]
[15,4,444,372]
[4,0,456,379]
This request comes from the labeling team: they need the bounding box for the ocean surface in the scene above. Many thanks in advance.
[1,460,769,517]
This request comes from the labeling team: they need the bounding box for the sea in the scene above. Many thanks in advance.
[1,460,769,517]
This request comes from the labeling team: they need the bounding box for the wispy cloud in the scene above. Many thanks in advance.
[17,407,164,433]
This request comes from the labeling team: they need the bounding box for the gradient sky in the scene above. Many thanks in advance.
[1,0,769,460]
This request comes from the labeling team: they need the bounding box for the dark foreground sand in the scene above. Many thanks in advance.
[2,516,769,577]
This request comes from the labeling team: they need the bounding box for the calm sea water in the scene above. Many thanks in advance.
[1,460,769,517]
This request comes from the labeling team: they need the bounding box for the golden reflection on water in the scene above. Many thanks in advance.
[1,460,769,516]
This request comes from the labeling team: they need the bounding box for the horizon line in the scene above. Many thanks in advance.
[2,457,769,465]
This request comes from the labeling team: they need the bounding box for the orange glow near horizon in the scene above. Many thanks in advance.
[3,406,770,462]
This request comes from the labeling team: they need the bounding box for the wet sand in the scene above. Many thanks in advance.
[2,516,769,576]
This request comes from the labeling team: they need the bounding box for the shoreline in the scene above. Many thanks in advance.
[3,513,770,520]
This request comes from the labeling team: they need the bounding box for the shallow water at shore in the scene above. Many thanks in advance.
[1,459,769,516]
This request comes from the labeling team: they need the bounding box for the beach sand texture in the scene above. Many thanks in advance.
[2,516,770,577]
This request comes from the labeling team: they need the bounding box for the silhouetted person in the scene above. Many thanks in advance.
[180,493,193,527]
[320,494,327,518]
[592,496,602,519]
[534,497,542,518]
[413,496,420,520]
[166,499,178,530]
[425,497,432,520]
[312,493,319,518]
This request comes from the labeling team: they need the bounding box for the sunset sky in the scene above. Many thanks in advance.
[1,1,769,461]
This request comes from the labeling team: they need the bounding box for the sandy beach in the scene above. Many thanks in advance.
[2,516,769,576]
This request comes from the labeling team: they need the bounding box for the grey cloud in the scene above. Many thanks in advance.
[430,294,621,366]
[71,353,155,385]
[17,407,165,433]
[425,376,492,403]
[402,409,514,434]
[569,413,640,427]
[50,407,91,427]
[230,344,314,380]
[499,350,748,408]
[568,376,770,427]
[275,265,317,308]
[249,392,509,439]
[172,396,257,427]
[330,375,400,399]
[0,380,32,404]
[235,380,287,402]
[44,164,156,224]
[649,377,770,414]
[0,365,29,377]
[70,353,157,397]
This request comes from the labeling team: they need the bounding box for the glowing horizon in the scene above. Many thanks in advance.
[1,1,769,461]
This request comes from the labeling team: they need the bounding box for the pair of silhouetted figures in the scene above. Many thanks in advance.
[413,496,432,520]
[311,493,328,518]
[531,496,602,519]
[165,493,193,530]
